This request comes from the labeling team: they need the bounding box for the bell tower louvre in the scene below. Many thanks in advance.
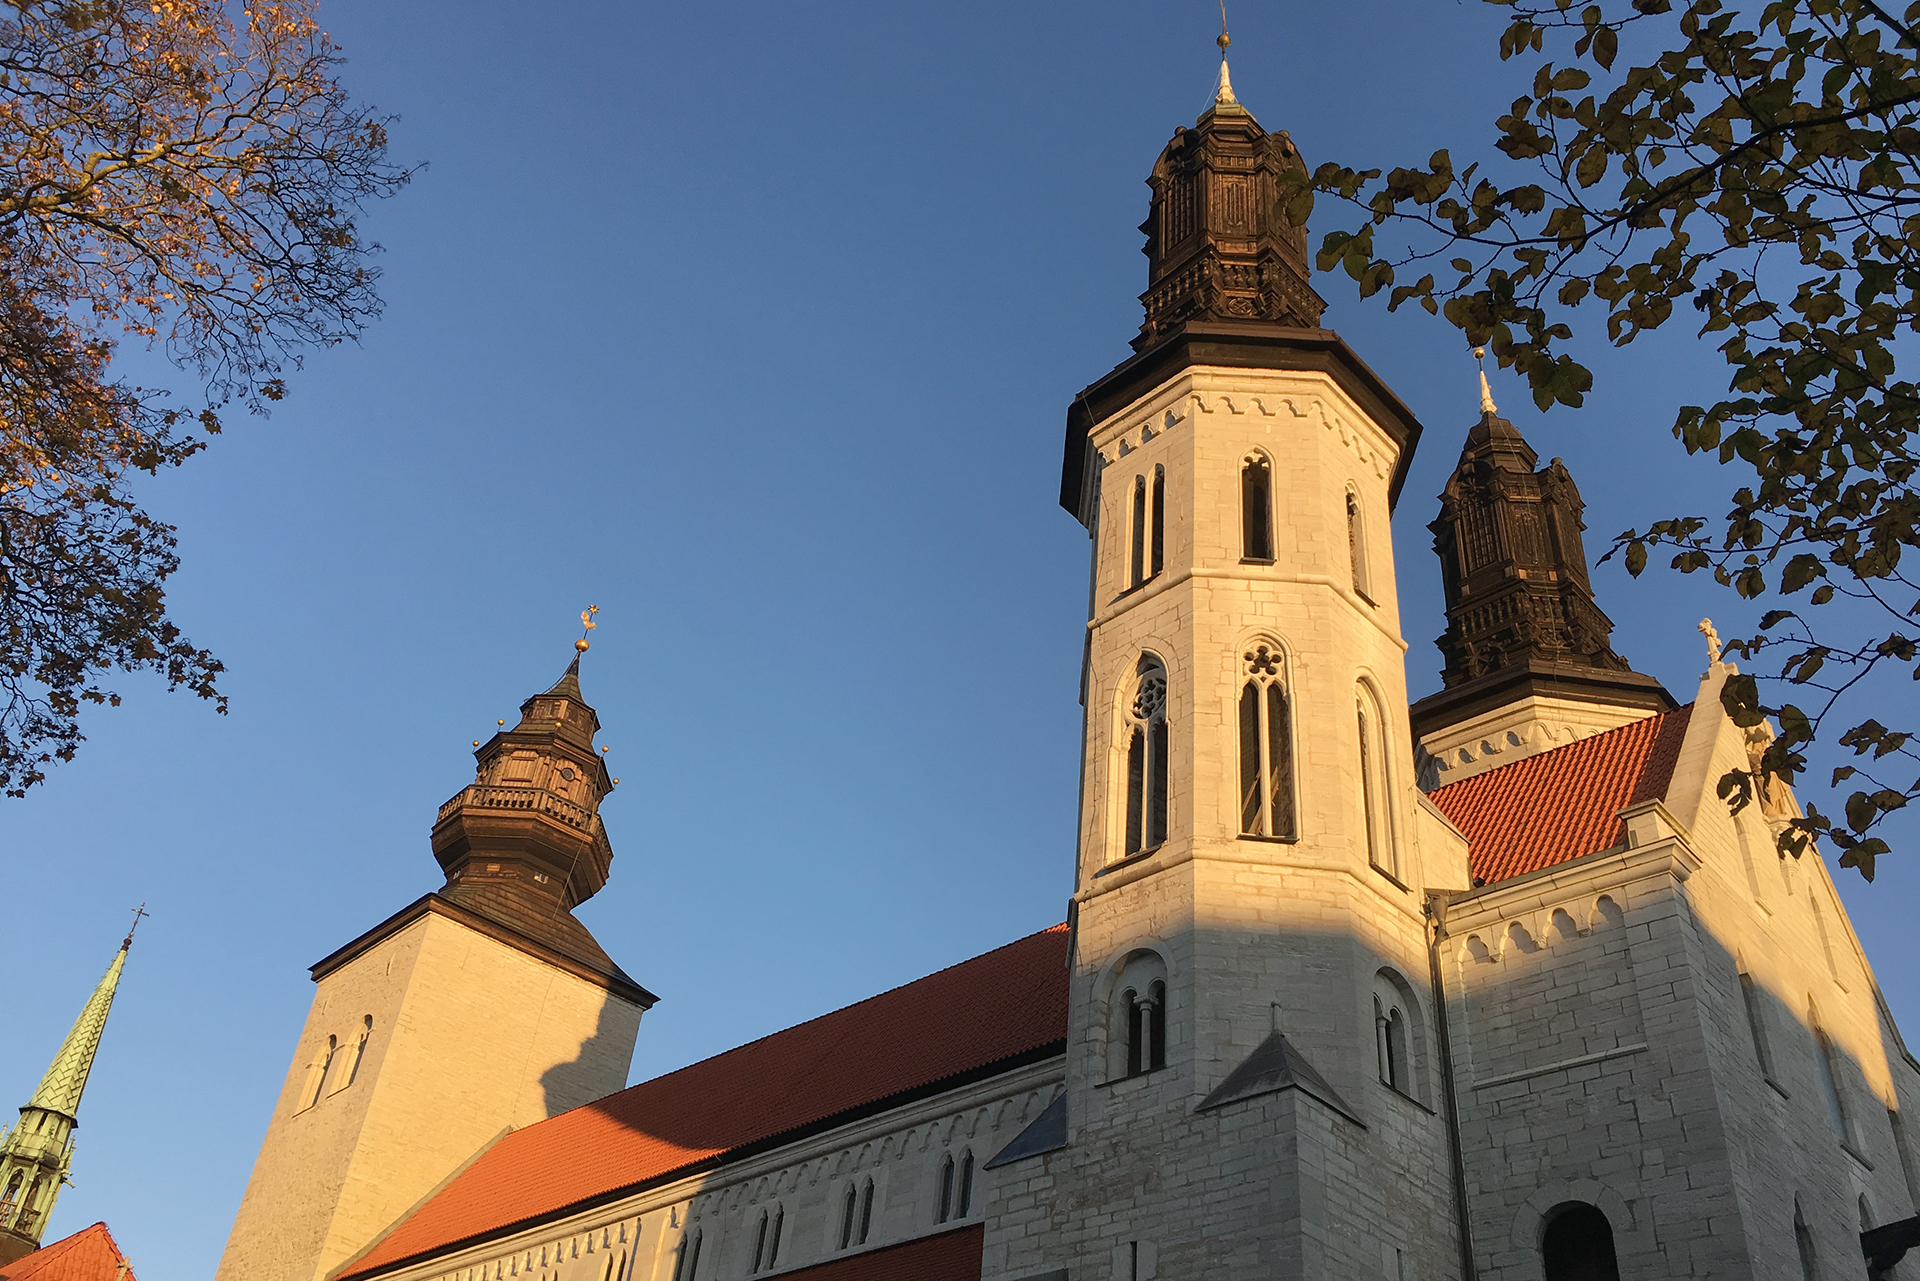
[1409,360,1675,786]
[217,636,655,1281]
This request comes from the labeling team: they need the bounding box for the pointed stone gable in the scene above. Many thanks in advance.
[1195,1029,1363,1124]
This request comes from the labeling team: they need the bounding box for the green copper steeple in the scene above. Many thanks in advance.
[0,913,138,1266]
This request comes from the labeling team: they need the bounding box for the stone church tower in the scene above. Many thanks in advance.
[217,650,655,1281]
[1042,52,1471,1279]
[0,928,134,1266]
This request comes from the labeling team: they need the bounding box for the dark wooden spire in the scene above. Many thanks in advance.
[1133,73,1324,351]
[431,653,616,916]
[1411,402,1674,740]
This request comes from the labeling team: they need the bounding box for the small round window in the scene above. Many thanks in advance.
[559,767,575,781]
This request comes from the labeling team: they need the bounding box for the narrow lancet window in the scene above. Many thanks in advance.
[1242,454,1273,560]
[858,1179,874,1244]
[957,1151,974,1217]
[752,1213,769,1272]
[1150,464,1165,577]
[1357,691,1395,874]
[840,1184,857,1250]
[1816,1022,1851,1142]
[1347,490,1371,598]
[1739,973,1774,1075]
[937,1155,956,1222]
[768,1208,783,1267]
[345,1015,372,1088]
[1237,644,1295,839]
[1130,475,1148,588]
[1124,656,1170,855]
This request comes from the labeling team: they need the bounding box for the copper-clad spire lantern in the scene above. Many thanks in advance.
[430,648,616,913]
[1133,41,1325,351]
[1409,358,1675,753]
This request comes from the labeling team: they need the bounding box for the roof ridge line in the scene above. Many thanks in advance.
[575,923,1070,1104]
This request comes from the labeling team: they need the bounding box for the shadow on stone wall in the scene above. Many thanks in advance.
[541,987,633,1119]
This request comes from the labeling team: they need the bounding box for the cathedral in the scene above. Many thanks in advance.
[12,46,1918,1281]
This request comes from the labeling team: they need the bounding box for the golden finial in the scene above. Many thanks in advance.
[1212,1,1237,105]
[1474,347,1498,416]
[497,718,505,726]
[576,604,598,654]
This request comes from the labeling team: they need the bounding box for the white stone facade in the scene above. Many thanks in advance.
[218,908,645,1281]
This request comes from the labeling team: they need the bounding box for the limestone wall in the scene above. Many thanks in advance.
[1443,679,1920,1280]
[218,910,643,1281]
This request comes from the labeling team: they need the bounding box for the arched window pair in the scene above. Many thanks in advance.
[838,1178,875,1250]
[1108,951,1169,1080]
[672,1230,702,1281]
[1129,467,1165,589]
[1125,981,1167,1077]
[1372,970,1421,1100]
[1123,656,1169,856]
[300,1016,374,1111]
[1238,644,1295,840]
[936,1151,973,1223]
[1374,995,1408,1092]
[751,1205,784,1273]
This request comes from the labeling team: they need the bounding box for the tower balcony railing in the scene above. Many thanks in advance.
[437,783,597,834]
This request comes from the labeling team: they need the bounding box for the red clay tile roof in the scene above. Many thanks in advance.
[0,1223,136,1281]
[1429,705,1694,885]
[341,926,1069,1279]
[779,1223,983,1281]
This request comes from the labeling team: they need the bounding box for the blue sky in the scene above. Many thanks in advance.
[1,3,1914,1277]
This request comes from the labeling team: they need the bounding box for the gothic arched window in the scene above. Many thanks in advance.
[1130,475,1148,589]
[937,1155,956,1223]
[957,1150,975,1217]
[1541,1202,1620,1281]
[1123,979,1167,1076]
[1347,489,1373,600]
[1814,1014,1853,1144]
[1150,465,1166,578]
[1238,644,1295,839]
[301,1035,338,1111]
[1356,688,1396,876]
[859,1178,875,1244]
[1107,951,1169,1080]
[1124,656,1170,856]
[840,1183,858,1250]
[341,1015,373,1090]
[1794,1198,1819,1281]
[1242,454,1273,561]
[1738,970,1775,1076]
